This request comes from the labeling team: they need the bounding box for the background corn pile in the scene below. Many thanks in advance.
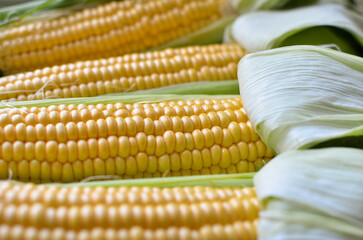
[0,0,362,239]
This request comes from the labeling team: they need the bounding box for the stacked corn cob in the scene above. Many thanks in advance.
[0,181,259,240]
[0,44,246,101]
[0,96,274,183]
[0,0,271,239]
[0,0,230,74]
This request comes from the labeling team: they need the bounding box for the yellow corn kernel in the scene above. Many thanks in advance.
[0,0,228,73]
[0,44,246,101]
[0,97,274,182]
[0,182,259,240]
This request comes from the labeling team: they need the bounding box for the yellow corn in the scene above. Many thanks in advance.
[0,0,226,73]
[0,96,274,182]
[0,182,259,240]
[0,44,245,101]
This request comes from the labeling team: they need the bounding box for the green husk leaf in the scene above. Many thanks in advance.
[227,4,363,55]
[280,26,363,55]
[229,0,353,13]
[0,0,56,28]
[6,173,255,188]
[57,173,255,188]
[0,0,115,28]
[311,135,363,149]
[281,0,351,9]
[357,0,363,13]
[254,147,363,240]
[106,80,239,96]
[237,45,363,153]
[149,15,236,50]
[229,0,290,13]
[0,94,240,109]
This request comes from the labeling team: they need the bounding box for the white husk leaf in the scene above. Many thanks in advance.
[254,148,363,240]
[227,4,363,52]
[238,45,363,153]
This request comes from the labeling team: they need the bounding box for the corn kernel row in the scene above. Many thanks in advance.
[4,48,242,83]
[0,44,244,101]
[0,0,225,72]
[0,183,258,240]
[0,115,255,140]
[1,0,219,46]
[2,43,243,83]
[0,97,245,123]
[0,146,271,182]
[0,184,256,205]
[0,222,258,240]
[0,128,270,160]
[0,97,274,182]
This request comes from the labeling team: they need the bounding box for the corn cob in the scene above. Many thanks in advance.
[0,0,229,73]
[0,43,245,101]
[0,181,259,240]
[0,95,274,183]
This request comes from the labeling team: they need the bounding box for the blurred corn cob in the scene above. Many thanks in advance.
[0,43,246,101]
[0,0,234,74]
[0,95,274,183]
[0,180,259,240]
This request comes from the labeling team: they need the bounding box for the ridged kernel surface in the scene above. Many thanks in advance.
[0,183,259,240]
[0,97,275,182]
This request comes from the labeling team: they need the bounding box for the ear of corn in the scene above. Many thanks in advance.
[0,94,274,183]
[0,0,237,73]
[0,2,262,238]
[0,178,259,240]
[0,43,246,101]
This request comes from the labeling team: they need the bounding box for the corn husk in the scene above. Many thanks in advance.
[2,172,255,188]
[106,80,240,96]
[0,93,240,109]
[282,0,352,9]
[0,0,235,50]
[57,172,255,188]
[237,45,363,154]
[0,0,115,27]
[228,0,288,13]
[229,0,350,13]
[149,15,236,51]
[254,147,363,240]
[225,4,363,55]
[357,0,363,12]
